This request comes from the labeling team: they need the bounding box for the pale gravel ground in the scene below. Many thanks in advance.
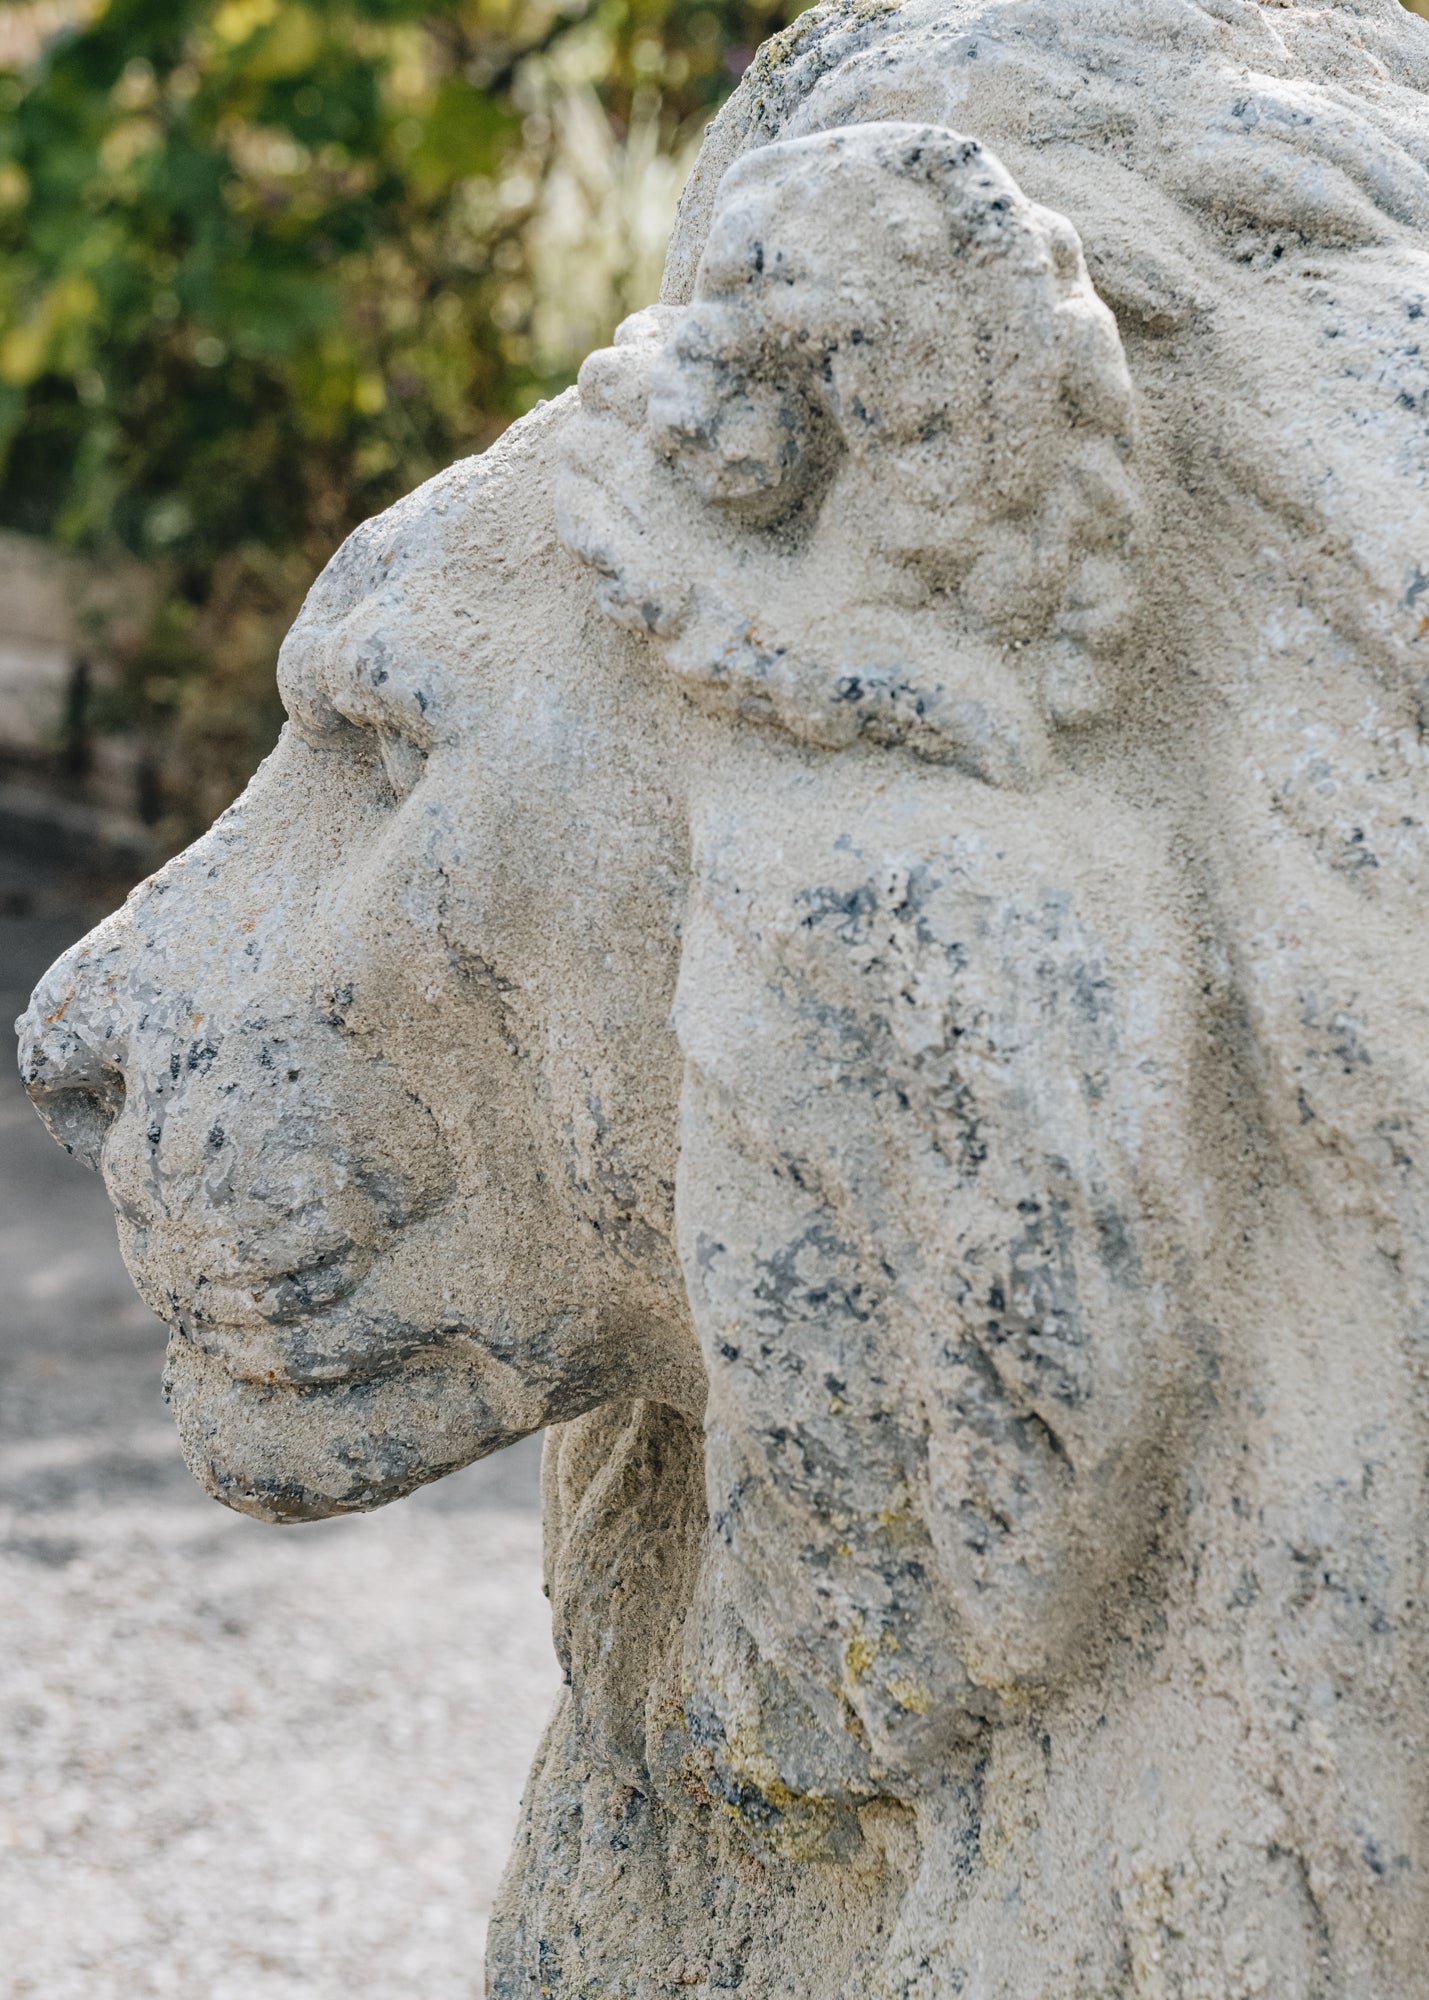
[0,1490,554,1999]
[0,849,558,1997]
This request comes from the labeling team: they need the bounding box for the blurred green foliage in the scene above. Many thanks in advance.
[0,0,805,831]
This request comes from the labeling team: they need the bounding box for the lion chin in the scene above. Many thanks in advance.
[160,1333,541,1524]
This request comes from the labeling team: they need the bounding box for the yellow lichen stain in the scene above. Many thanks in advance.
[955,1645,1041,1716]
[845,1618,907,1693]
[876,1485,919,1544]
[684,1713,851,1863]
[844,1626,879,1680]
[885,1675,930,1715]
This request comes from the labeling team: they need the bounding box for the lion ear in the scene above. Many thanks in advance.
[674,767,1210,1761]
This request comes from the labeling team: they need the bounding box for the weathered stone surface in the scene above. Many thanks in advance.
[16,0,1429,1991]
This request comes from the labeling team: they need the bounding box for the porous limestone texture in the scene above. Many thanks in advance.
[16,0,1429,1992]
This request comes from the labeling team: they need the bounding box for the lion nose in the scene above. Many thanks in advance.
[16,920,133,1173]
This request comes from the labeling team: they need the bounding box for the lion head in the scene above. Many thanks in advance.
[19,0,1429,1990]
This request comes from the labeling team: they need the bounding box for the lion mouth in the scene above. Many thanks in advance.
[114,1229,448,1386]
[184,1244,372,1325]
[166,1303,467,1387]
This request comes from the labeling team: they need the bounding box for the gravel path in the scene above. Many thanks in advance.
[0,849,557,1997]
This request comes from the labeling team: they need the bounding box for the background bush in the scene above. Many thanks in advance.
[0,0,805,836]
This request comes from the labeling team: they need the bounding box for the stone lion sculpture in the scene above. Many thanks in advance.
[17,0,1429,1991]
